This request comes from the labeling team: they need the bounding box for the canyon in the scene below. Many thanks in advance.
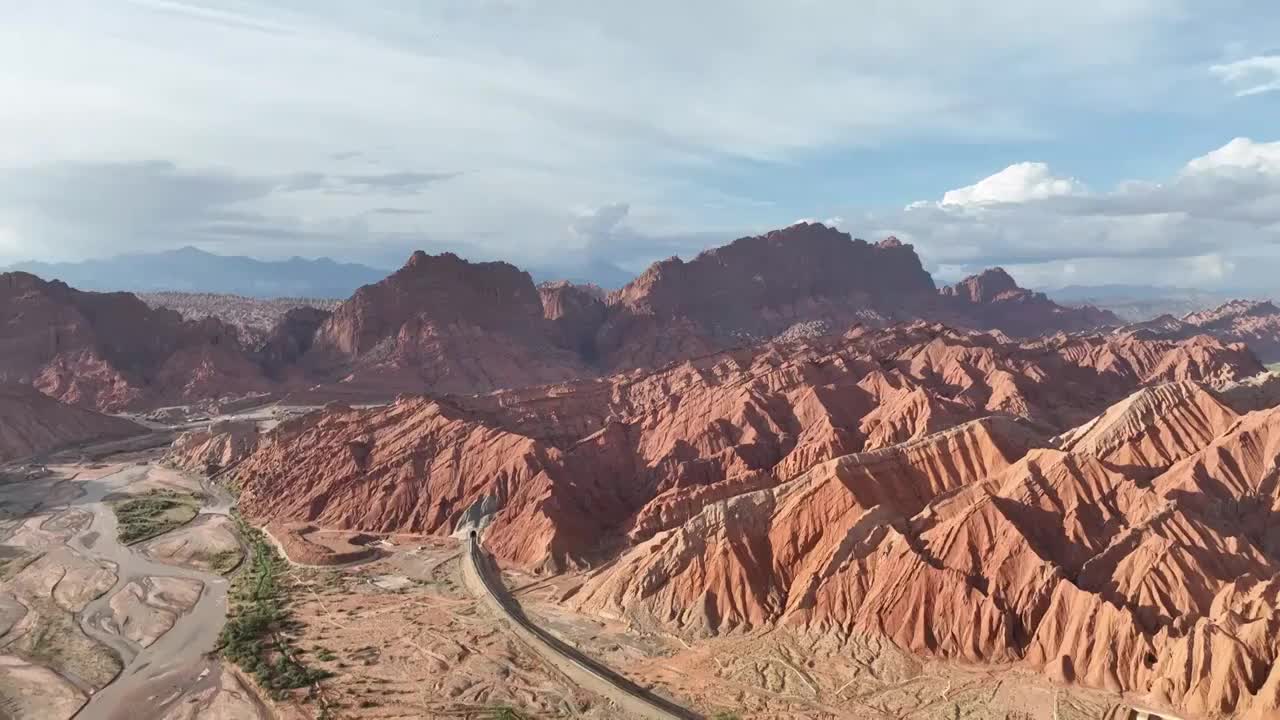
[8,222,1280,719]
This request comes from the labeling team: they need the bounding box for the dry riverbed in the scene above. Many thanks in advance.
[0,450,264,720]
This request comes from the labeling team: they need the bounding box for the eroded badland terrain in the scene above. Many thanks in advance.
[6,225,1280,719]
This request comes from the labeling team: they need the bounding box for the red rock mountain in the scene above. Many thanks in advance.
[235,325,1260,565]
[165,419,259,473]
[0,224,1132,410]
[939,267,1121,336]
[570,380,1280,719]
[597,226,936,367]
[0,272,269,411]
[595,224,1119,371]
[233,326,1272,717]
[0,382,144,462]
[1184,299,1280,362]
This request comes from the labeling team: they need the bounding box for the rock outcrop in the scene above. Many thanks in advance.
[255,306,332,377]
[538,281,608,361]
[165,420,259,473]
[0,382,144,462]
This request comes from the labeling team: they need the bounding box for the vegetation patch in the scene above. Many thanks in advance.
[218,514,331,699]
[486,707,531,720]
[112,489,199,544]
[196,548,243,575]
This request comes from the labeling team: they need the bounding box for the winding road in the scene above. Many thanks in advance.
[461,533,702,720]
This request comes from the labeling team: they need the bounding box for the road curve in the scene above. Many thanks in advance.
[461,535,702,720]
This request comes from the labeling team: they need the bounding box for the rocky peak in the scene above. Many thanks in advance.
[612,222,936,317]
[539,281,607,321]
[312,250,548,359]
[404,249,432,268]
[943,267,1021,304]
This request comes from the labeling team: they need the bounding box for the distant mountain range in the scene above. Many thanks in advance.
[3,247,637,298]
[524,257,635,290]
[1044,284,1252,322]
[3,247,390,299]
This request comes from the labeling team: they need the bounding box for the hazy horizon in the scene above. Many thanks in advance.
[7,231,1280,299]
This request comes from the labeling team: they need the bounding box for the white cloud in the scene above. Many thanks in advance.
[571,204,632,240]
[1183,137,1280,175]
[940,162,1083,207]
[1188,253,1236,282]
[1210,54,1280,97]
[879,137,1280,289]
[0,225,20,256]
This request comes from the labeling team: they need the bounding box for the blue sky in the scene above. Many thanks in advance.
[0,0,1278,289]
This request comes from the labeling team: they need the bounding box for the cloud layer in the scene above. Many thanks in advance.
[0,1,1278,289]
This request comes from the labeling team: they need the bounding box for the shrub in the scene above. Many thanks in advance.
[218,515,330,699]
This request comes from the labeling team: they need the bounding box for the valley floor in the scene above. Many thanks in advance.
[267,529,1164,720]
[0,442,267,720]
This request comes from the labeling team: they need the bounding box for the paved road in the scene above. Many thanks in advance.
[461,535,702,720]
